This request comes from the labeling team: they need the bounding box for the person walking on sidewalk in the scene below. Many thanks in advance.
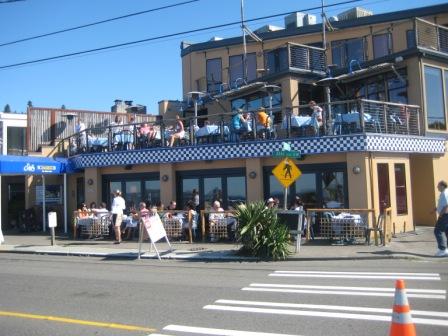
[111,190,126,244]
[433,180,448,257]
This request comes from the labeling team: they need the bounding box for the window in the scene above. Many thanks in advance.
[206,58,222,93]
[177,168,246,210]
[424,65,446,130]
[394,164,408,215]
[373,33,392,59]
[377,163,390,213]
[102,173,160,209]
[331,38,365,68]
[264,163,347,208]
[266,48,288,75]
[229,53,256,87]
[406,30,416,48]
[7,126,26,155]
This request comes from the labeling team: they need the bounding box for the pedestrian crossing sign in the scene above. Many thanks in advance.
[272,158,301,188]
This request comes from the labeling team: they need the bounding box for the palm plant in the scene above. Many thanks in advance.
[235,202,291,260]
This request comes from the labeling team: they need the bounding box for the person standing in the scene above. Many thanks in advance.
[433,180,448,257]
[192,188,200,212]
[111,190,126,244]
[309,100,323,133]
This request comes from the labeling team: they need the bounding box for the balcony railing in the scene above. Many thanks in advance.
[415,18,448,53]
[265,43,326,77]
[55,99,421,157]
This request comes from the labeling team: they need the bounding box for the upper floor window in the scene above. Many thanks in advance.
[424,65,447,130]
[7,126,26,155]
[406,30,416,48]
[229,53,256,88]
[266,47,288,75]
[373,33,392,59]
[331,38,365,68]
[206,58,222,93]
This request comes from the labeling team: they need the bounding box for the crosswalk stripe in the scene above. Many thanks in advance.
[215,299,448,318]
[249,283,446,294]
[163,324,302,336]
[241,286,445,299]
[269,274,440,280]
[204,305,448,327]
[273,271,440,276]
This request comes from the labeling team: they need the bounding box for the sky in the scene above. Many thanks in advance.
[0,0,446,114]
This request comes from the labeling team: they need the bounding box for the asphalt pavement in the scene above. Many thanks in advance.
[0,254,447,336]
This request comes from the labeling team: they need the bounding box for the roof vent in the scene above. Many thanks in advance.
[254,25,283,34]
[337,7,373,21]
[285,13,316,29]
[209,36,223,41]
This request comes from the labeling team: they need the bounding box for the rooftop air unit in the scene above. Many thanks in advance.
[284,12,306,29]
[337,7,373,21]
[254,25,284,34]
[303,14,317,26]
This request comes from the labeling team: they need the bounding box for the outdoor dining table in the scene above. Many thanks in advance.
[330,213,366,244]
[282,116,317,129]
[333,112,377,134]
[114,132,133,144]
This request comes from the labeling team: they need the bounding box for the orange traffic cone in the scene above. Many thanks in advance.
[390,279,416,336]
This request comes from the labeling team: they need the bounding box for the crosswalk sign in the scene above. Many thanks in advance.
[272,158,302,188]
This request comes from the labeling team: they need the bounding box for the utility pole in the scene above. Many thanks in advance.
[240,0,248,84]
[322,0,332,132]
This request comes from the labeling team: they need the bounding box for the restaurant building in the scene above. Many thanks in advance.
[24,3,448,234]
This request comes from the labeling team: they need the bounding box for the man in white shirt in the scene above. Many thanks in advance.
[75,118,87,149]
[111,190,126,244]
[433,180,448,257]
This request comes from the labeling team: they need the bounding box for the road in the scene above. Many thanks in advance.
[0,253,447,336]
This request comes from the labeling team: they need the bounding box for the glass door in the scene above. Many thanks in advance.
[377,163,391,213]
[125,181,141,209]
[203,177,222,210]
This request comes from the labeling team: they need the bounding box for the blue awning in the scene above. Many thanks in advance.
[0,155,68,175]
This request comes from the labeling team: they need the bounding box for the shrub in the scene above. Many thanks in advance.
[235,201,291,260]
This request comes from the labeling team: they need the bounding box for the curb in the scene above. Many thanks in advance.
[1,247,441,262]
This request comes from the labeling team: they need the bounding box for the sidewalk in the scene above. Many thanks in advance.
[0,226,446,261]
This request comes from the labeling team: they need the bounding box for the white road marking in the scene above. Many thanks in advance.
[215,299,448,318]
[269,273,440,280]
[204,305,448,327]
[163,324,302,336]
[242,287,445,299]
[273,271,440,276]
[249,283,446,294]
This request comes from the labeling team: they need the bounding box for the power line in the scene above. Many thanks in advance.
[0,0,200,48]
[0,0,362,70]
[0,0,25,4]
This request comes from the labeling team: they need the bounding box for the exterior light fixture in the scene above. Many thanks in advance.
[162,175,169,182]
[352,166,361,175]
[249,171,257,179]
[87,178,94,185]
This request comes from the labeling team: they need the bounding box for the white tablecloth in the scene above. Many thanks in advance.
[331,213,364,235]
[196,125,230,137]
[282,116,318,129]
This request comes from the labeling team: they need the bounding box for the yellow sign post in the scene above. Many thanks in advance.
[272,158,302,209]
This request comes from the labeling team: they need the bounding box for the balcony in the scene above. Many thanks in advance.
[415,18,448,54]
[56,99,425,159]
[265,42,326,77]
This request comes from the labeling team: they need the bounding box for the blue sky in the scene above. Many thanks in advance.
[0,0,446,113]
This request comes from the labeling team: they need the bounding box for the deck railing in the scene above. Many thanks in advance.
[50,99,422,157]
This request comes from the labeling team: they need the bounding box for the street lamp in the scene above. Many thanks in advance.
[186,91,206,127]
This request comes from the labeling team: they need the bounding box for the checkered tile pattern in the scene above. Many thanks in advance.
[69,134,446,169]
[366,135,446,153]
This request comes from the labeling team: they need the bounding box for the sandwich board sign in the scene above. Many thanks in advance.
[138,215,173,261]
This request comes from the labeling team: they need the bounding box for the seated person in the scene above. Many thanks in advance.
[122,204,140,240]
[208,201,236,241]
[169,115,185,147]
[77,203,89,219]
[231,109,250,141]
[92,202,109,218]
